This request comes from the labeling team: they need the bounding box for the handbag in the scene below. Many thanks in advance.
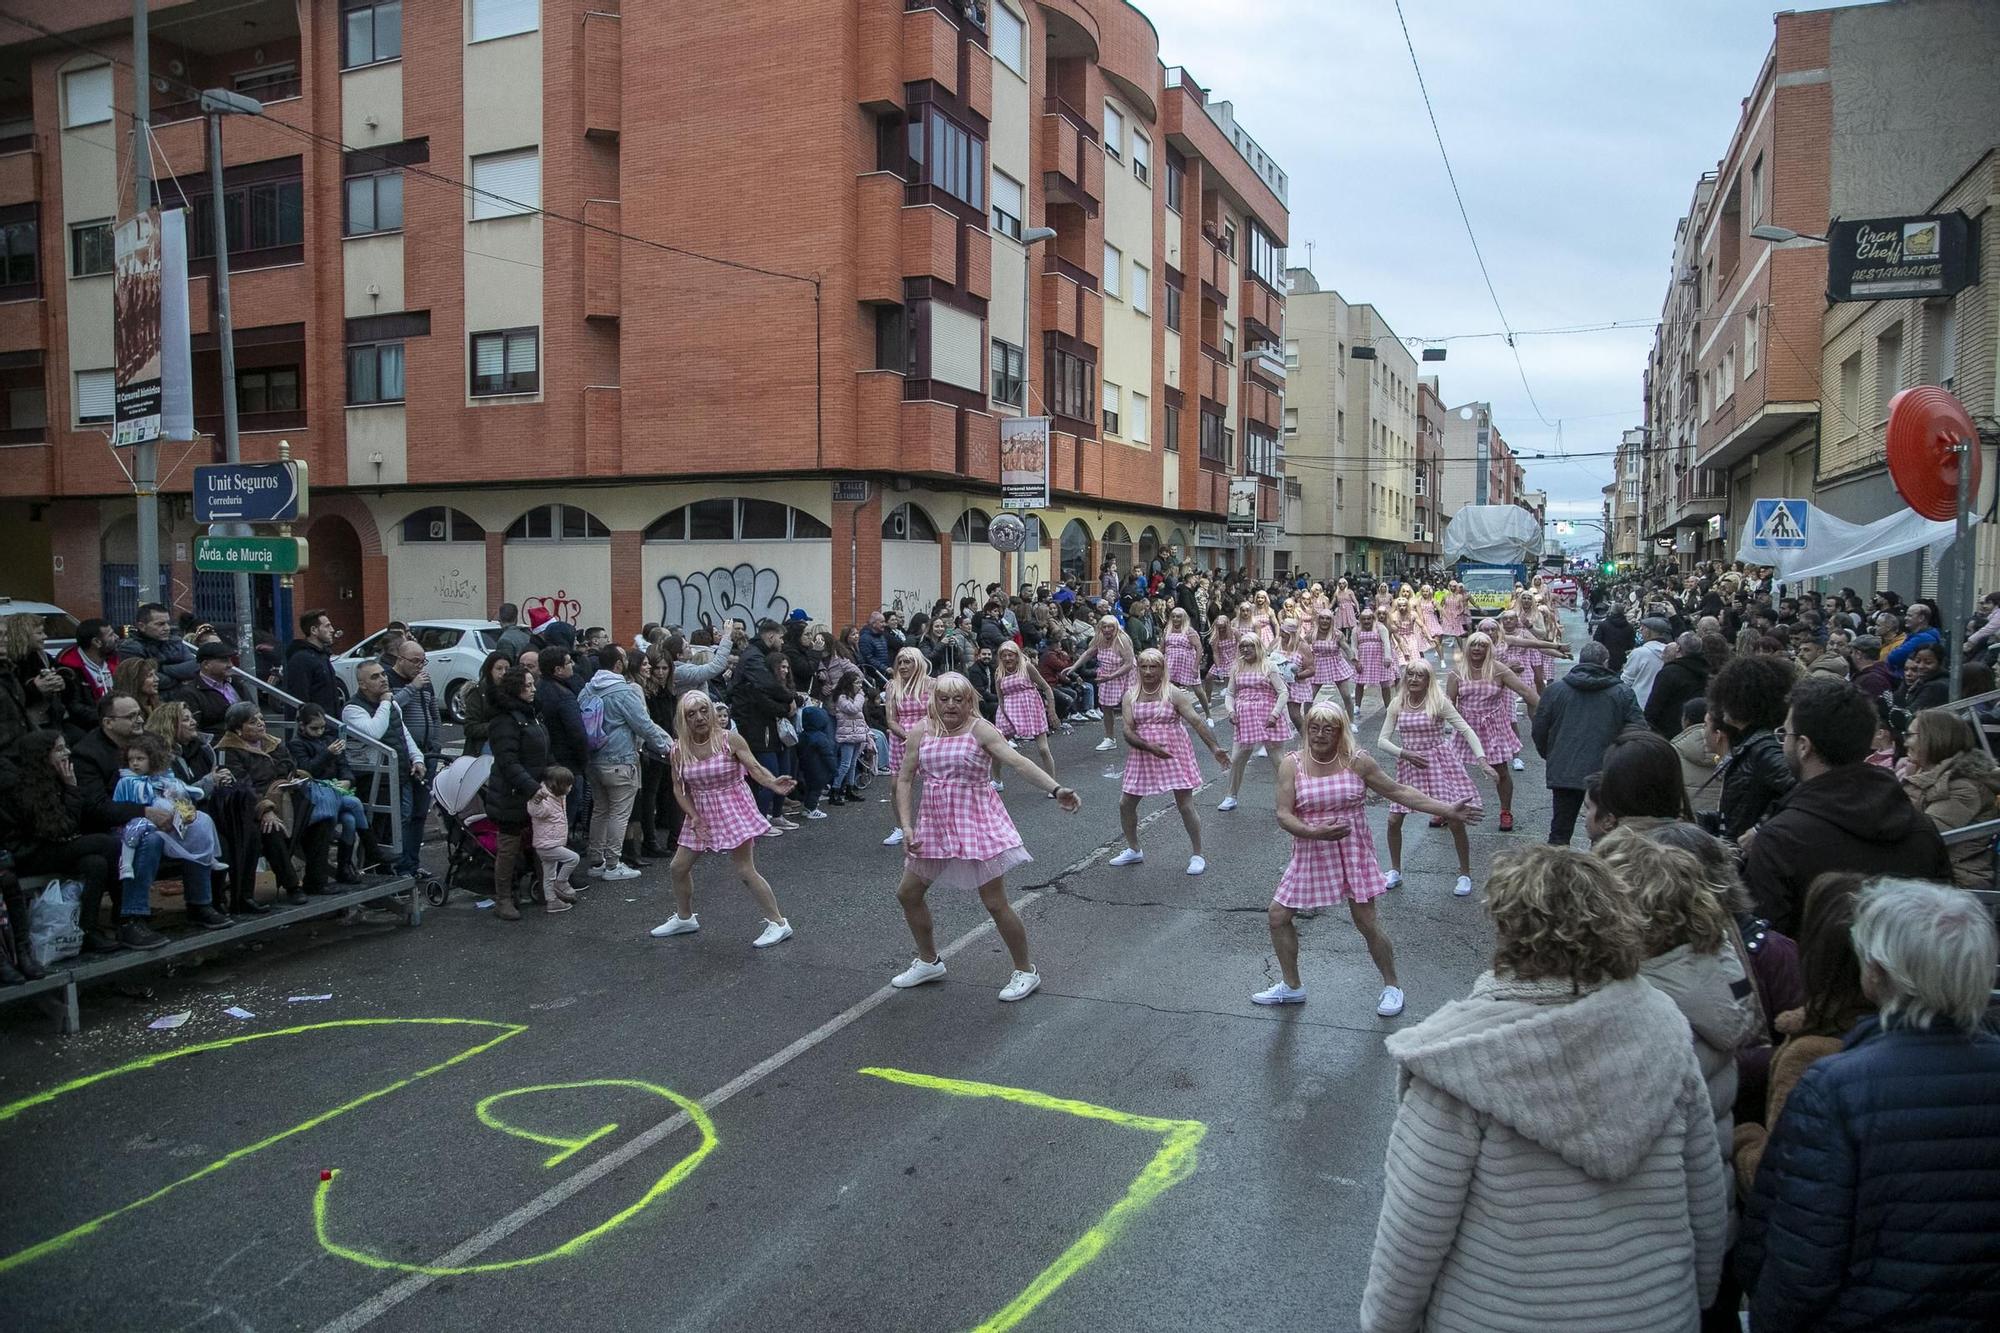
[776,717,800,747]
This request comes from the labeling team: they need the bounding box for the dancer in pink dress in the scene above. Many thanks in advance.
[1111,650,1232,875]
[881,648,933,847]
[1273,618,1318,733]
[1219,634,1292,812]
[651,692,797,948]
[992,641,1059,782]
[1256,698,1481,1016]
[1333,579,1359,631]
[1437,584,1469,671]
[1065,615,1136,753]
[1351,606,1399,713]
[1310,607,1357,717]
[1377,661,1487,898]
[1418,584,1444,642]
[1162,607,1211,714]
[1447,630,1540,833]
[889,674,1081,1002]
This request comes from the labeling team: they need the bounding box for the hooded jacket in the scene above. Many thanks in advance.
[579,668,671,767]
[1592,610,1636,672]
[1741,763,1954,935]
[1639,943,1760,1150]
[1643,653,1709,737]
[1899,746,2000,888]
[482,690,549,829]
[1673,724,1724,814]
[1530,661,1647,790]
[1359,973,1728,1333]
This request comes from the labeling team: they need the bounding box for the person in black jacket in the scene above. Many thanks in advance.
[1739,878,2000,1330]
[116,601,200,687]
[535,648,590,847]
[280,610,343,716]
[483,669,549,921]
[728,621,798,823]
[1592,605,1636,673]
[1,728,126,953]
[1643,632,1712,738]
[1706,653,1797,842]
[216,701,325,908]
[174,641,247,735]
[1885,642,1949,741]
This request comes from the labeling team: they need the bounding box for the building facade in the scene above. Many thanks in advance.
[1437,397,1519,520]
[1411,376,1444,566]
[0,0,1290,638]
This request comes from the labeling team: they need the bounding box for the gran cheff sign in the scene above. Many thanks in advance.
[1826,212,1977,303]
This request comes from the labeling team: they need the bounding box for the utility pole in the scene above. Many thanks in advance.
[206,99,256,660]
[130,0,160,612]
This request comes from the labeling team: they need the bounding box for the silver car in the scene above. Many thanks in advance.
[331,620,502,722]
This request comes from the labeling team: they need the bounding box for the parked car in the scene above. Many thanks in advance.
[0,597,80,654]
[331,620,501,722]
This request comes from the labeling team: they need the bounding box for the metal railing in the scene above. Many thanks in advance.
[228,666,404,863]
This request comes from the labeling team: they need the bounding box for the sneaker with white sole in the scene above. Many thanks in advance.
[1384,869,1404,890]
[1511,757,1525,771]
[1252,981,1307,1006]
[882,828,904,846]
[803,808,829,820]
[1376,986,1406,1017]
[1453,875,1474,897]
[650,913,700,938]
[758,826,785,838]
[891,956,946,988]
[1108,848,1144,866]
[1255,745,1269,758]
[752,918,793,948]
[600,862,641,881]
[1186,855,1207,876]
[586,862,613,879]
[1218,795,1239,812]
[774,817,802,831]
[991,780,1004,791]
[1094,738,1117,752]
[998,968,1041,1002]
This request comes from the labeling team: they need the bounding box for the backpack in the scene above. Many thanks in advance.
[579,690,609,752]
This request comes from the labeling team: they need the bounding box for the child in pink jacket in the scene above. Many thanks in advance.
[528,765,580,913]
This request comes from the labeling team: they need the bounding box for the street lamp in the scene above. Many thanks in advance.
[203,87,264,660]
[1017,226,1057,417]
[1750,224,1828,245]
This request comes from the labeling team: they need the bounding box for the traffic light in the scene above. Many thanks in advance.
[1601,560,1617,577]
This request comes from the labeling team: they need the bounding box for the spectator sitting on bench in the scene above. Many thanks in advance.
[217,701,335,906]
[0,729,115,958]
[289,703,384,884]
[112,731,227,878]
[174,641,244,736]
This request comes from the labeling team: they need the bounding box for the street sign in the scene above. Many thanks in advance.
[832,480,869,503]
[1826,212,1976,303]
[195,535,309,574]
[193,460,310,523]
[1749,498,1809,550]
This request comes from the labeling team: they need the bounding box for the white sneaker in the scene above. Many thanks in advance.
[1252,981,1307,1006]
[803,808,829,820]
[650,913,700,938]
[891,956,947,988]
[1454,875,1474,897]
[1201,715,1216,729]
[1094,738,1117,752]
[1217,795,1239,812]
[774,817,801,831]
[1384,869,1403,890]
[883,828,904,846]
[758,826,785,838]
[586,862,612,879]
[1186,855,1207,876]
[1376,986,1406,1017]
[1255,745,1269,758]
[1108,848,1144,866]
[1511,757,1525,771]
[1085,709,1103,721]
[752,918,793,949]
[991,780,1004,792]
[998,968,1041,1002]
[601,863,641,881]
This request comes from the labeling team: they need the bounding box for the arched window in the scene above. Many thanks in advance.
[950,507,992,544]
[1101,522,1133,575]
[1138,525,1161,569]
[882,502,939,542]
[504,504,608,542]
[1059,519,1090,581]
[644,499,830,541]
[401,507,486,543]
[1168,527,1189,555]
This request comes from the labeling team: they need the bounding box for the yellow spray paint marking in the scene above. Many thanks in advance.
[857,1066,1208,1333]
[314,1079,717,1275]
[0,1018,526,1276]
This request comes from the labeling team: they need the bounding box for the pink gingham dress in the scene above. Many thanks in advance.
[1353,627,1397,685]
[886,686,930,774]
[1122,694,1203,796]
[1276,765,1385,909]
[1208,632,1236,681]
[1312,634,1355,686]
[1333,593,1358,630]
[1163,631,1202,687]
[1386,708,1481,815]
[905,727,1031,890]
[1440,596,1468,637]
[1421,600,1443,639]
[1453,673,1521,765]
[1391,619,1425,667]
[1094,645,1134,708]
[675,744,770,852]
[1228,670,1294,747]
[1275,650,1315,705]
[996,671,1050,740]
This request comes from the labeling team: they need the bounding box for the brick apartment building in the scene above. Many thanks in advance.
[0,0,1289,639]
[1435,396,1519,523]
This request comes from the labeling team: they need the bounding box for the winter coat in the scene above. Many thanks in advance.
[493,624,533,663]
[1716,730,1793,841]
[1741,763,1954,936]
[216,730,303,835]
[174,673,243,736]
[1359,972,1728,1333]
[536,673,589,768]
[482,693,550,830]
[280,639,342,716]
[1887,671,1950,734]
[1530,661,1647,790]
[286,730,355,783]
[1738,1016,2000,1331]
[1852,659,1895,703]
[527,786,568,851]
[460,682,499,755]
[1805,650,1850,680]
[0,659,34,756]
[1643,654,1709,738]
[71,725,152,833]
[857,626,892,675]
[390,674,442,762]
[1638,942,1760,1152]
[1884,624,1942,676]
[725,647,793,755]
[1730,1010,1845,1195]
[579,669,671,767]
[115,631,199,684]
[1621,639,1668,708]
[832,692,869,744]
[1592,611,1636,672]
[1899,747,2000,887]
[1673,724,1724,815]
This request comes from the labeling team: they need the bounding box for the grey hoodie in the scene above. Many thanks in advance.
[578,669,671,766]
[1640,942,1760,1151]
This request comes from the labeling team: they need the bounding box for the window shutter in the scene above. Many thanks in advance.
[992,173,1022,224]
[473,335,505,381]
[64,65,113,127]
[75,369,114,421]
[504,331,537,376]
[928,303,983,392]
[991,5,1025,75]
[471,149,540,219]
[471,0,539,42]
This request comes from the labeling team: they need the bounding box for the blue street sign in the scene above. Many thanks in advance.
[1750,497,1809,550]
[193,460,309,524]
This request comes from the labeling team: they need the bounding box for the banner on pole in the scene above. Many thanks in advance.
[1227,477,1258,536]
[113,209,193,446]
[999,416,1050,510]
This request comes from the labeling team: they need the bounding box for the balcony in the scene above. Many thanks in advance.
[583,12,621,138]
[1674,467,1727,524]
[1040,98,1100,218]
[1245,342,1286,387]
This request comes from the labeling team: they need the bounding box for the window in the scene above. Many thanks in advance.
[951,509,991,544]
[1222,321,1235,362]
[1837,351,1860,435]
[1103,243,1121,299]
[342,0,401,68]
[471,148,539,219]
[1874,323,1903,423]
[1103,102,1124,160]
[0,216,35,292]
[1164,149,1186,214]
[471,0,538,42]
[1199,409,1226,464]
[1131,132,1150,185]
[69,220,112,277]
[991,170,1023,240]
[907,107,985,211]
[471,327,539,396]
[1922,301,1958,389]
[991,3,1025,76]
[1742,308,1758,376]
[1414,466,1426,497]
[344,171,404,236]
[1131,262,1149,315]
[1283,407,1298,436]
[1130,391,1148,444]
[1163,281,1182,332]
[990,337,1024,406]
[1749,155,1765,229]
[1248,431,1278,475]
[1336,409,1345,443]
[874,304,907,373]
[882,502,938,542]
[1102,381,1121,435]
[926,301,983,391]
[1720,348,1734,398]
[1248,224,1282,290]
[401,507,485,543]
[1048,347,1094,422]
[346,342,406,404]
[236,367,300,417]
[1163,402,1180,451]
[507,504,609,542]
[63,65,113,128]
[8,384,46,434]
[75,369,114,424]
[1283,340,1299,369]
[1335,477,1344,509]
[183,174,305,260]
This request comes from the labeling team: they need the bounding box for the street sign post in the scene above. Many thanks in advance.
[193,460,310,524]
[194,535,309,575]
[1749,498,1809,550]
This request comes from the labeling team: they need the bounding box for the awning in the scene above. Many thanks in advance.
[1734,501,1962,585]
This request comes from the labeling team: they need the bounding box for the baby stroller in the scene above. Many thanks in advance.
[427,756,508,907]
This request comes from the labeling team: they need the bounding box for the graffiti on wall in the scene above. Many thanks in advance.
[953,578,983,611]
[524,590,583,626]
[887,588,924,618]
[657,564,790,636]
[431,567,480,614]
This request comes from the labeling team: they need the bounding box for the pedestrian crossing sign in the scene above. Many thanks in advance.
[1750,498,1809,549]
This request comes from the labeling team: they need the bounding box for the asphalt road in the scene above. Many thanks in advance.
[1,631,1574,1333]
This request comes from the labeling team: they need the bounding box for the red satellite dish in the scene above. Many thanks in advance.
[1886,386,1980,522]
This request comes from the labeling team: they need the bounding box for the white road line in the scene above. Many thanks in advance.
[314,806,1178,1333]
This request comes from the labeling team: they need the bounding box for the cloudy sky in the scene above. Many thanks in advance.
[1138,0,1852,524]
